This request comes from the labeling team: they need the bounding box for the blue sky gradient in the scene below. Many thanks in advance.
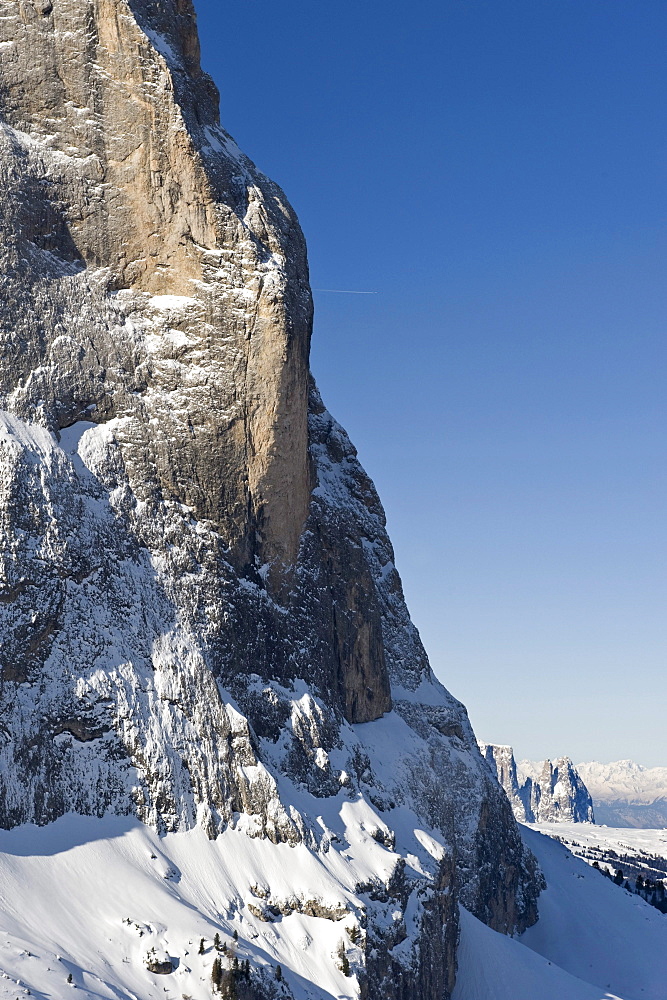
[195,0,666,765]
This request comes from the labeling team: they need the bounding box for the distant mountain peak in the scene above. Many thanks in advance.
[479,743,594,824]
[575,760,667,828]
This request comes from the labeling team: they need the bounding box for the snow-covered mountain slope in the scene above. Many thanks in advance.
[0,1,541,997]
[454,907,620,1000]
[0,814,364,1000]
[0,803,473,1000]
[576,761,667,828]
[479,743,594,823]
[456,825,667,1000]
[519,827,667,1000]
[2,817,664,1000]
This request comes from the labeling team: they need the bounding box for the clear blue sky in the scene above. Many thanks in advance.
[195,0,666,767]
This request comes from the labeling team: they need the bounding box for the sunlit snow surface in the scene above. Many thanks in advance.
[0,821,665,1000]
[455,827,667,1000]
[527,820,667,866]
[454,908,624,1000]
[521,827,666,997]
[0,814,361,1000]
[0,786,454,1000]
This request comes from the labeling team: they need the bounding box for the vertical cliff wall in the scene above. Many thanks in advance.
[0,2,542,996]
[518,757,595,824]
[481,744,595,824]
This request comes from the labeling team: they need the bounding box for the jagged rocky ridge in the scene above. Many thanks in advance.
[479,744,594,824]
[576,761,667,829]
[518,757,595,824]
[0,2,542,996]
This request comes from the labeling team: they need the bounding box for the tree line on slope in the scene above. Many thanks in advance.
[592,862,667,914]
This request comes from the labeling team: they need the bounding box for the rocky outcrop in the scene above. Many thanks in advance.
[145,954,173,975]
[478,743,529,822]
[0,2,542,996]
[481,744,594,824]
[0,0,312,582]
[519,757,595,824]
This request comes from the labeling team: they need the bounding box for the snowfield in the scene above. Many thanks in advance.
[0,819,665,1000]
[455,827,667,1000]
[0,814,364,1000]
[454,908,623,1000]
[519,827,667,1000]
[527,821,667,868]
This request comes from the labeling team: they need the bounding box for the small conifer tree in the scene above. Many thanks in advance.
[336,940,350,976]
[211,957,223,991]
[198,938,205,955]
[214,932,221,950]
[275,964,282,981]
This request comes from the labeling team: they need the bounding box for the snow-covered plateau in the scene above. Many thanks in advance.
[528,821,667,863]
[527,820,667,893]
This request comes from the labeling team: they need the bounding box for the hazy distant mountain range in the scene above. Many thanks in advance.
[575,761,667,828]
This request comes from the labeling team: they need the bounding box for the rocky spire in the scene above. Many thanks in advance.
[480,743,595,823]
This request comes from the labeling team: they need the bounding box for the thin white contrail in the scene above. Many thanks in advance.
[312,288,379,294]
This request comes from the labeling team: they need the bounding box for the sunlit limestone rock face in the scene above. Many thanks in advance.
[518,757,595,824]
[0,2,541,996]
[480,744,594,825]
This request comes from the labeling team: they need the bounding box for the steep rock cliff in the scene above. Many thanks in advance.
[0,3,542,996]
[478,743,529,822]
[480,744,594,825]
[518,758,595,824]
